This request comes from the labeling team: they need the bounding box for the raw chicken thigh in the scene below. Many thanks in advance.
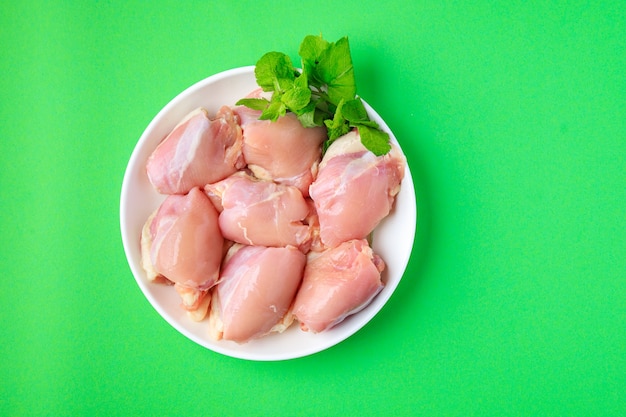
[209,244,306,343]
[239,111,326,196]
[293,239,385,333]
[146,106,244,195]
[309,130,405,248]
[204,172,312,251]
[141,187,224,290]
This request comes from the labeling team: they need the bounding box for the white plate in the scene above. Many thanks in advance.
[120,66,416,361]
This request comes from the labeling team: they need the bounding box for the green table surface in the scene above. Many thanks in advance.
[2,1,625,416]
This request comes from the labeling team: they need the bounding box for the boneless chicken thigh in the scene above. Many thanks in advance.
[293,239,385,333]
[204,172,312,251]
[141,187,223,290]
[209,244,306,343]
[309,130,405,248]
[146,106,244,195]
[239,111,326,196]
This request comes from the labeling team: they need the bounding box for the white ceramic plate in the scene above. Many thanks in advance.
[120,66,416,361]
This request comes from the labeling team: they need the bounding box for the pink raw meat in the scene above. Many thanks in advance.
[209,244,306,343]
[205,172,312,251]
[239,111,326,196]
[308,130,405,248]
[293,239,385,333]
[146,106,244,194]
[143,187,223,290]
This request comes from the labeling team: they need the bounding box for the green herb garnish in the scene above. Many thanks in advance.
[236,35,392,156]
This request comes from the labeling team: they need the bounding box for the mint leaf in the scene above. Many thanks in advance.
[295,101,319,128]
[255,52,296,92]
[282,86,311,112]
[316,37,356,104]
[281,74,311,112]
[357,124,391,156]
[235,97,269,111]
[259,94,286,121]
[299,35,329,68]
[299,35,329,88]
[324,99,351,141]
[342,98,369,123]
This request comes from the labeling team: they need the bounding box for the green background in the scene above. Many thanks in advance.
[2,1,625,415]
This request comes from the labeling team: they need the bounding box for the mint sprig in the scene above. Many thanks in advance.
[236,35,391,156]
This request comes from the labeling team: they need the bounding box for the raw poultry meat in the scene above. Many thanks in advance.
[292,239,385,333]
[204,172,312,251]
[209,244,306,343]
[309,130,405,248]
[139,93,407,340]
[146,106,244,194]
[141,187,224,290]
[238,111,326,196]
